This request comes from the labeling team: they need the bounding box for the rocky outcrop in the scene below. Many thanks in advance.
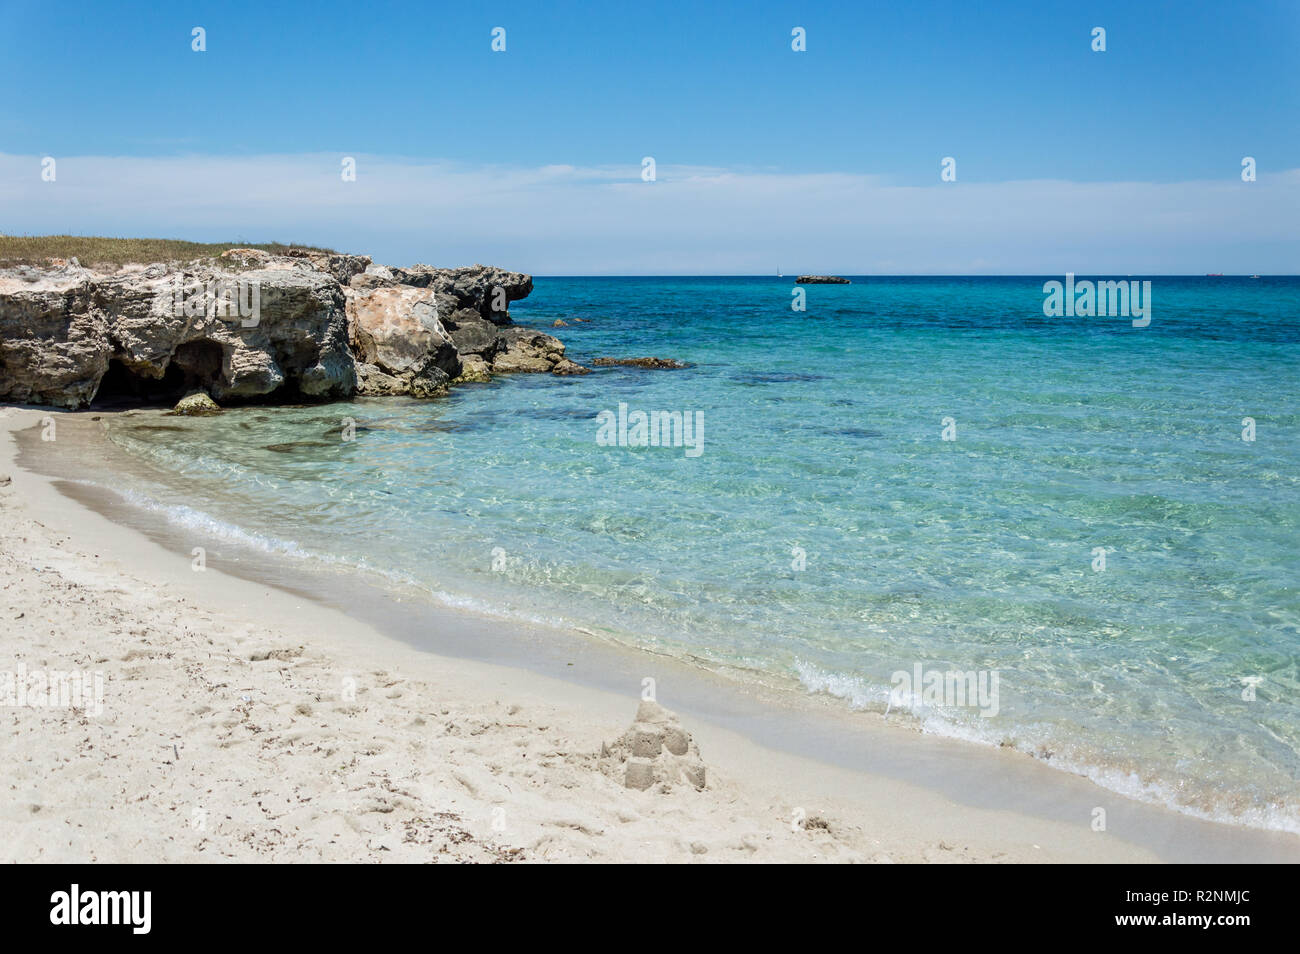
[591,357,688,369]
[348,262,586,385]
[796,275,851,284]
[347,283,460,397]
[0,252,585,409]
[0,265,107,407]
[108,261,356,403]
[599,700,706,792]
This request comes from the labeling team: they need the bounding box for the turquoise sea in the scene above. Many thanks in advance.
[98,276,1300,832]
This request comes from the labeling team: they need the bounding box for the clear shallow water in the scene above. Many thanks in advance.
[100,276,1300,832]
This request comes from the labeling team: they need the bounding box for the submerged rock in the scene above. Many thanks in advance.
[591,356,688,369]
[550,358,590,376]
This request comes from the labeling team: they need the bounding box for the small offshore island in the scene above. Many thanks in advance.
[795,275,851,284]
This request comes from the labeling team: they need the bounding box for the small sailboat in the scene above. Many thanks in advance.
[1250,274,1261,279]
[777,267,783,277]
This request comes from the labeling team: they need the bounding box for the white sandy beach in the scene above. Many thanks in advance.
[0,405,1274,864]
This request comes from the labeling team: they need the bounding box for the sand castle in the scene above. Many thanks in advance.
[601,699,707,792]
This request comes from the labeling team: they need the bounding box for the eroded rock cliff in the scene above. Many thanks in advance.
[0,250,584,408]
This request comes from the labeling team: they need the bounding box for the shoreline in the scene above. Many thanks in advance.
[4,405,1297,862]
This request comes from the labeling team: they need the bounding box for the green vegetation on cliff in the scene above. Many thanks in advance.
[0,235,336,267]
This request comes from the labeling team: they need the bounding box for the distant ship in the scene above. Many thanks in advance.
[1250,274,1261,279]
[1206,273,1223,277]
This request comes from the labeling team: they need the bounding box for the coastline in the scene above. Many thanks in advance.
[3,405,1297,863]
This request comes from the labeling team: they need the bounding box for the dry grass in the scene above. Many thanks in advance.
[0,235,337,267]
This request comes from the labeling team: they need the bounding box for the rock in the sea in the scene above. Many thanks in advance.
[795,275,851,284]
[449,355,491,384]
[550,358,590,376]
[591,356,688,369]
[354,362,407,396]
[599,700,706,792]
[352,264,586,385]
[492,327,576,375]
[170,389,221,416]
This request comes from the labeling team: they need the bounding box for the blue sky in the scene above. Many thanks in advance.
[1,0,1297,272]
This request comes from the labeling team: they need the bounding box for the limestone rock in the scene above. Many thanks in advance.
[451,354,493,384]
[346,284,461,394]
[492,327,578,374]
[551,358,590,376]
[355,362,407,396]
[217,248,273,269]
[408,365,452,398]
[0,268,107,407]
[170,389,221,416]
[442,311,504,362]
[0,257,357,407]
[386,264,532,325]
[492,351,552,374]
[0,251,570,407]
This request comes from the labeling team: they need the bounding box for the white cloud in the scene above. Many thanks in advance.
[1,153,1295,273]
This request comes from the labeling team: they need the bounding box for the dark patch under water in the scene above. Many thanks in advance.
[264,441,332,453]
[730,371,827,385]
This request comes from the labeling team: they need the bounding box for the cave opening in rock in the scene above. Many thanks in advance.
[92,341,225,408]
